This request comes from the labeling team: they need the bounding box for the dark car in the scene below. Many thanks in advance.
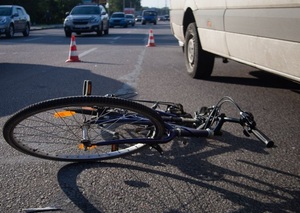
[125,14,135,26]
[0,5,30,38]
[63,4,109,37]
[109,12,128,28]
[142,10,157,25]
[158,15,166,21]
[135,15,142,22]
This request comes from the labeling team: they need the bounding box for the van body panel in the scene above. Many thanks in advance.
[169,0,300,82]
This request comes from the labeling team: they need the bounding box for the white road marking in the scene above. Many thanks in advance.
[79,47,97,58]
[116,48,146,95]
[24,37,42,42]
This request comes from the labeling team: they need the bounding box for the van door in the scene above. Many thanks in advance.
[224,0,300,81]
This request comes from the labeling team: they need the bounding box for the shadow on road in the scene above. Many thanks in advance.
[0,63,134,117]
[56,133,299,212]
[208,70,299,93]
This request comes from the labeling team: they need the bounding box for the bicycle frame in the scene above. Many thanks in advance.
[2,80,274,163]
[83,80,273,148]
[86,107,231,147]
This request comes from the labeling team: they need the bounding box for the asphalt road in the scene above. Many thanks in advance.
[0,22,299,213]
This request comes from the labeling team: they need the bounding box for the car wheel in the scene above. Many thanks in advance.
[104,27,109,35]
[184,22,215,79]
[97,24,103,36]
[65,31,72,37]
[6,24,14,38]
[22,23,30,37]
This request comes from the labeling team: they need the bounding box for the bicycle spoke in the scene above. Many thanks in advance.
[3,96,165,161]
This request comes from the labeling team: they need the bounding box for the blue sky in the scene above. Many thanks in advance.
[141,0,169,8]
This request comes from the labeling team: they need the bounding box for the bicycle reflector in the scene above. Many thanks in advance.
[54,111,76,118]
[83,80,92,96]
[78,143,96,150]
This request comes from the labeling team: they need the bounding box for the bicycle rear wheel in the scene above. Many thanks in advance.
[3,96,165,162]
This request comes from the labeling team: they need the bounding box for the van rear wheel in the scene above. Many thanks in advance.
[184,22,215,79]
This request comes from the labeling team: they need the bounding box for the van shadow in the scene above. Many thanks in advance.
[209,70,299,92]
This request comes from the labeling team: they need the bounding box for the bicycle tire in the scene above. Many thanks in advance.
[3,96,165,162]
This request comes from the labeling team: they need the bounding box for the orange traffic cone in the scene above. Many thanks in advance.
[146,29,156,47]
[66,33,81,62]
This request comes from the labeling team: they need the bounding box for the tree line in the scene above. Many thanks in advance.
[0,0,168,25]
[1,0,82,25]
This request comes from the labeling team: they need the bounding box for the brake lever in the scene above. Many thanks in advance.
[240,111,256,137]
[240,111,256,128]
[240,111,274,147]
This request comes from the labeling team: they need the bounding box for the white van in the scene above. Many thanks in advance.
[169,1,300,82]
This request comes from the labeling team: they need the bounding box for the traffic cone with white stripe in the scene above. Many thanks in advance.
[146,29,156,47]
[66,33,81,62]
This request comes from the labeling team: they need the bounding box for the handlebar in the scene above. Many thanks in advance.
[250,127,274,148]
[240,111,274,148]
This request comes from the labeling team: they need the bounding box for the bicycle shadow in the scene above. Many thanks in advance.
[56,131,299,212]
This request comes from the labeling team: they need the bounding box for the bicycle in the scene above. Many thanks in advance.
[2,80,274,162]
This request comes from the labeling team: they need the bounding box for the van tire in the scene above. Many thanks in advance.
[184,22,215,79]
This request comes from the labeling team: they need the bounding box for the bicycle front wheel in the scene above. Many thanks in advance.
[3,96,165,162]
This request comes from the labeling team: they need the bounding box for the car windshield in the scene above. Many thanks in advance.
[0,7,12,16]
[144,11,157,16]
[71,6,100,15]
[112,13,124,18]
[125,15,133,18]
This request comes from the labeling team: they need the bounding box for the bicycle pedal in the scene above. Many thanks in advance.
[83,80,92,96]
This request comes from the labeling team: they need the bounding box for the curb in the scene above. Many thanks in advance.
[31,24,63,31]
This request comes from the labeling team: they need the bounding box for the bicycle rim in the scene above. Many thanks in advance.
[3,96,165,162]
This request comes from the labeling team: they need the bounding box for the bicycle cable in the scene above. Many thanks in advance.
[205,96,244,127]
